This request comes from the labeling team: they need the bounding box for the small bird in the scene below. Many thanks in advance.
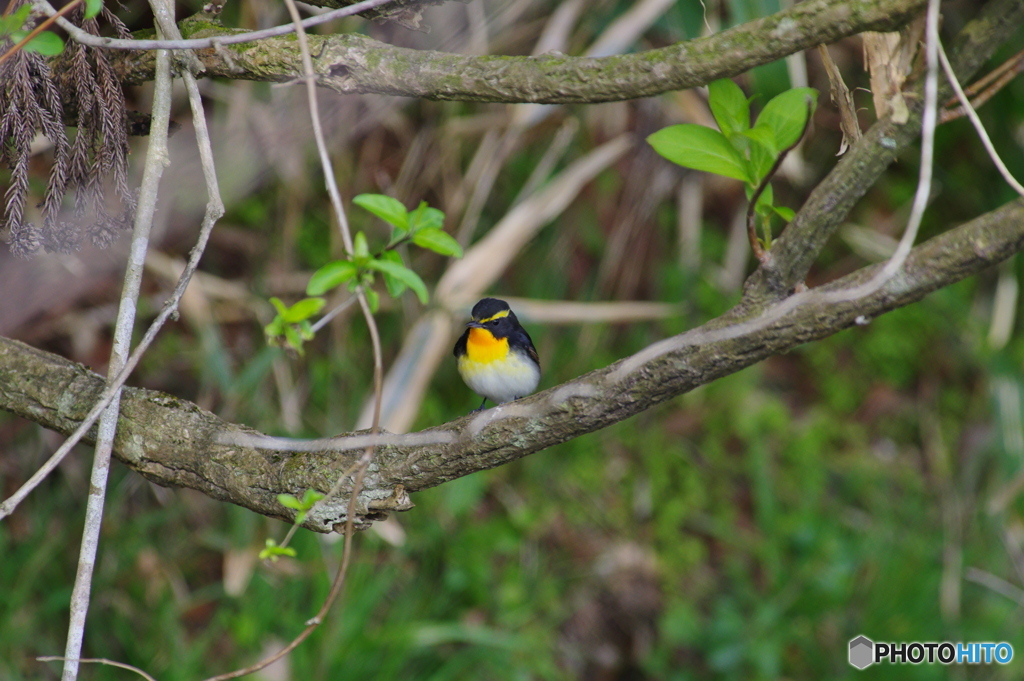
[454,298,541,411]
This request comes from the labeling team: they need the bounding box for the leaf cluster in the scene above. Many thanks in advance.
[258,489,327,560]
[0,0,102,57]
[647,79,818,247]
[265,194,463,354]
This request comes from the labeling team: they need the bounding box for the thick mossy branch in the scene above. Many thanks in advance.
[1,198,1022,532]
[108,0,927,103]
[8,0,1019,532]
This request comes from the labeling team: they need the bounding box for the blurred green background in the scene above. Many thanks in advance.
[2,0,1024,679]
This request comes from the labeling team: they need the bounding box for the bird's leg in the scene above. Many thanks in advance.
[472,397,488,413]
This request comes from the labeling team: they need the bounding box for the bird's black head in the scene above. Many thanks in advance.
[467,298,519,339]
[471,297,510,321]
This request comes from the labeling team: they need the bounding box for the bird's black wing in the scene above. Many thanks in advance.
[453,328,470,358]
[520,329,540,370]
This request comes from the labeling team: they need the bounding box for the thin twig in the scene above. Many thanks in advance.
[309,294,359,333]
[938,41,1024,197]
[279,0,381,427]
[359,291,385,433]
[60,11,175,681]
[39,657,158,681]
[201,538,348,680]
[31,0,396,52]
[150,0,203,75]
[285,2,354,255]
[959,48,1024,100]
[0,0,82,66]
[199,0,385,676]
[940,48,1024,123]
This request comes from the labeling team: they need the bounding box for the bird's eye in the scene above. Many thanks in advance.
[488,320,498,327]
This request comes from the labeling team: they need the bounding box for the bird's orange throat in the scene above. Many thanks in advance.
[465,327,509,363]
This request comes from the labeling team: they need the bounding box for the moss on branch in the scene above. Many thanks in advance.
[109,0,928,103]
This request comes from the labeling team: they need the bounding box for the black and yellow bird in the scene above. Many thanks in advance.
[454,298,540,411]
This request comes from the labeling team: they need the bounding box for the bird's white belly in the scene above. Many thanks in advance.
[458,351,540,404]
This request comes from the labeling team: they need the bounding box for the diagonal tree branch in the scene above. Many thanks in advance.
[1,197,1021,533]
[744,0,1024,301]
[4,0,1018,536]
[106,0,928,103]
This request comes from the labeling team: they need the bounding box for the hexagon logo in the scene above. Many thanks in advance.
[849,635,874,670]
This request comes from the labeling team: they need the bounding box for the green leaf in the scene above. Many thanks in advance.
[269,297,289,316]
[12,4,32,26]
[353,231,370,263]
[265,300,319,355]
[648,124,751,183]
[278,494,303,511]
[379,251,408,298]
[367,257,428,304]
[741,126,777,157]
[263,320,285,344]
[259,539,298,561]
[280,490,322,525]
[281,297,325,323]
[307,260,357,295]
[363,287,380,313]
[708,79,750,137]
[15,31,64,56]
[412,227,464,258]
[300,489,325,507]
[773,205,795,221]
[756,87,819,150]
[753,184,775,217]
[283,325,304,354]
[748,141,774,185]
[84,0,103,20]
[407,202,445,232]
[0,5,32,35]
[353,194,408,232]
[742,126,778,183]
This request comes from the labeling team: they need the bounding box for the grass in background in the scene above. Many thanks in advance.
[4,265,1023,680]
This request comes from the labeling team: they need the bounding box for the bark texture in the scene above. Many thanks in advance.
[109,0,929,103]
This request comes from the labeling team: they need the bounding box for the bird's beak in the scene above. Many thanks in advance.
[466,321,484,329]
